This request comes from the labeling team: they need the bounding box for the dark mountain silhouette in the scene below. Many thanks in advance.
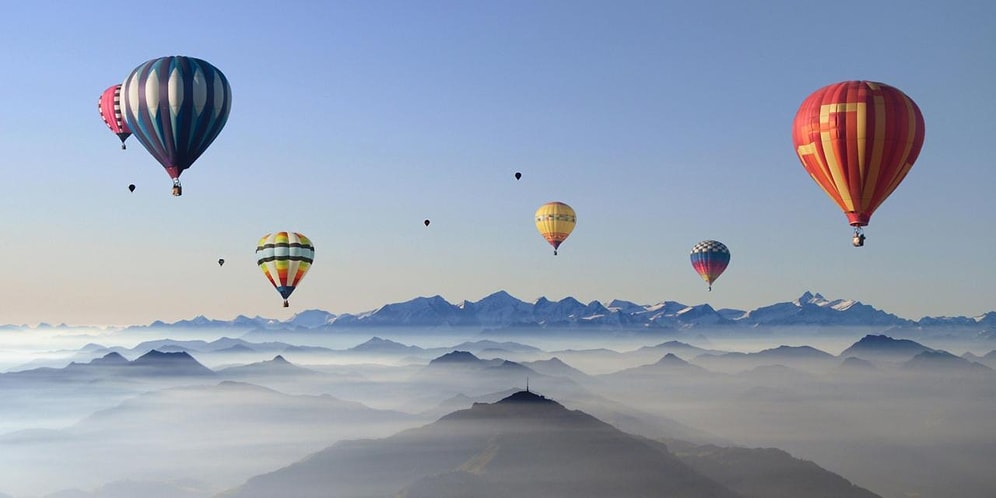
[693,345,835,373]
[218,355,321,377]
[635,340,717,358]
[602,353,713,380]
[215,344,257,354]
[419,389,522,419]
[225,391,878,498]
[839,334,934,362]
[656,352,698,367]
[347,336,424,354]
[422,351,537,376]
[3,350,215,382]
[224,390,739,498]
[74,338,335,362]
[838,356,878,371]
[76,381,414,432]
[903,350,993,373]
[488,359,534,375]
[87,352,129,366]
[752,345,835,360]
[963,351,996,369]
[429,350,484,366]
[450,339,542,354]
[663,439,881,498]
[417,386,722,447]
[521,357,590,381]
[413,351,553,398]
[127,350,215,377]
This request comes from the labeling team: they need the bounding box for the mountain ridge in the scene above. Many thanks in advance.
[11,291,995,331]
[224,390,880,498]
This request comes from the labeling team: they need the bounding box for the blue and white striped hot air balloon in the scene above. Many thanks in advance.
[121,56,232,196]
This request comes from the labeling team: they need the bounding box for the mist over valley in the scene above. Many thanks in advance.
[1,292,994,497]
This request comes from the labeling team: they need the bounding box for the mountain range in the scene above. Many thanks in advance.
[6,291,994,332]
[224,390,880,498]
[128,290,996,332]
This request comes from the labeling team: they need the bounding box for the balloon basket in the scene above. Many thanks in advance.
[852,228,866,247]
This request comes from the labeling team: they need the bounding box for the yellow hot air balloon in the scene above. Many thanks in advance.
[535,202,576,255]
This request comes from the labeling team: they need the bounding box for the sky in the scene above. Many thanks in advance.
[0,0,994,326]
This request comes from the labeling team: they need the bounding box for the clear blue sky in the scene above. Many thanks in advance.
[1,0,994,325]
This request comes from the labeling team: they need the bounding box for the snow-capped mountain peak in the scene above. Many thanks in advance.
[93,290,995,333]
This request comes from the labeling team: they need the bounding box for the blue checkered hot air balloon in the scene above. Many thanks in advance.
[690,240,730,291]
[120,56,232,196]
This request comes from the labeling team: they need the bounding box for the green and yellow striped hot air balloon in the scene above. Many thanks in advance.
[256,232,314,307]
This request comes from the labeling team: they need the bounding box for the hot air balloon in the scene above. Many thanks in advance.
[128,184,136,192]
[514,172,522,180]
[792,81,925,247]
[256,232,314,307]
[98,84,131,149]
[218,258,225,267]
[424,219,431,227]
[690,240,730,291]
[121,56,232,196]
[535,202,576,255]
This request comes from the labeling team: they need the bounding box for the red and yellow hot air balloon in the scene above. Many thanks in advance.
[791,81,925,246]
[535,202,576,255]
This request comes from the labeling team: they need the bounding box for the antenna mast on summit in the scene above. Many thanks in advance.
[526,376,530,393]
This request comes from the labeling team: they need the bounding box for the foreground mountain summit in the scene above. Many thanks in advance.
[223,391,878,498]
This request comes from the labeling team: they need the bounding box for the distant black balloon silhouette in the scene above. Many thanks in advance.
[218,258,225,267]
[514,172,522,180]
[424,219,431,227]
[128,184,136,192]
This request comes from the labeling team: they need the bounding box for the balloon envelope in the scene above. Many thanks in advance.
[256,232,314,307]
[128,184,135,192]
[218,258,225,267]
[535,202,576,255]
[514,172,522,180]
[792,80,925,227]
[690,240,730,290]
[98,84,131,148]
[424,219,430,227]
[121,56,232,183]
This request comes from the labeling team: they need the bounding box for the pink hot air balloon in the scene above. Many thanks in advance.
[98,84,131,149]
